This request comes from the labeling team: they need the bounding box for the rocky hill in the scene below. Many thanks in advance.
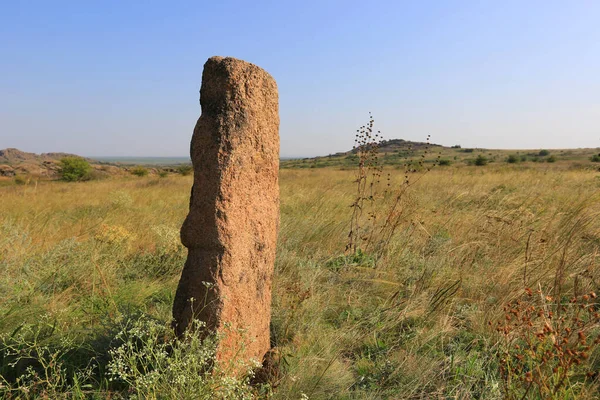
[0,148,122,178]
[0,148,87,164]
[354,138,442,153]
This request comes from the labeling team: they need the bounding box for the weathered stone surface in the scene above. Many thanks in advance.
[172,56,279,367]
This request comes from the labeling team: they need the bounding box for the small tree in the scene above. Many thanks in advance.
[539,149,550,156]
[506,154,519,164]
[546,155,557,163]
[474,155,488,166]
[59,157,92,182]
[591,154,600,163]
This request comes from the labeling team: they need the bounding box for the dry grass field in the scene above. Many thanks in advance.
[1,162,600,398]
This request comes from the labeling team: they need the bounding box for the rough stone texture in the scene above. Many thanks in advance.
[172,56,279,367]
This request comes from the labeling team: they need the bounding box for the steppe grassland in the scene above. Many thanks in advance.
[1,165,599,398]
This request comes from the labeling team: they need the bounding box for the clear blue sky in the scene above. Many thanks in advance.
[1,1,599,157]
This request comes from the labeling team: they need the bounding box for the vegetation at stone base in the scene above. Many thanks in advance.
[2,158,600,398]
[59,156,92,181]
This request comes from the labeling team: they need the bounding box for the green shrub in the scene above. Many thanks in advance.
[158,170,169,178]
[177,165,193,176]
[131,166,149,177]
[474,155,488,166]
[13,175,26,185]
[506,154,519,164]
[438,159,451,166]
[463,148,474,153]
[59,157,92,181]
[546,155,557,163]
[538,149,550,156]
[591,154,600,162]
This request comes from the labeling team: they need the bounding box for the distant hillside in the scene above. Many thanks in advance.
[323,139,442,158]
[0,148,86,165]
[353,138,443,154]
[0,148,124,178]
[281,140,600,170]
[0,148,199,179]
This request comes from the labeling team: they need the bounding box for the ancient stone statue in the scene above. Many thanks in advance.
[173,56,279,367]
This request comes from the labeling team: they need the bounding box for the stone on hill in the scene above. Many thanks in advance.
[0,148,32,164]
[0,164,15,177]
[172,56,279,368]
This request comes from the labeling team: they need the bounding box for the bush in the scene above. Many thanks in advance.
[438,159,451,166]
[131,166,149,177]
[451,145,461,149]
[0,317,257,399]
[13,175,26,185]
[506,154,519,164]
[591,154,600,162]
[158,170,169,178]
[107,318,257,399]
[177,165,193,176]
[474,155,488,166]
[463,148,474,153]
[539,149,550,156]
[546,155,557,163]
[59,157,92,181]
[0,319,97,398]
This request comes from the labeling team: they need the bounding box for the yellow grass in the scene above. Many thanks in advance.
[1,165,599,398]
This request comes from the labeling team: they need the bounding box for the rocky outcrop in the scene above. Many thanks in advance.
[0,148,86,165]
[172,56,280,368]
[0,148,126,178]
[0,164,15,177]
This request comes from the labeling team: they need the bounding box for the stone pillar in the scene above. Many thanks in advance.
[173,56,279,367]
